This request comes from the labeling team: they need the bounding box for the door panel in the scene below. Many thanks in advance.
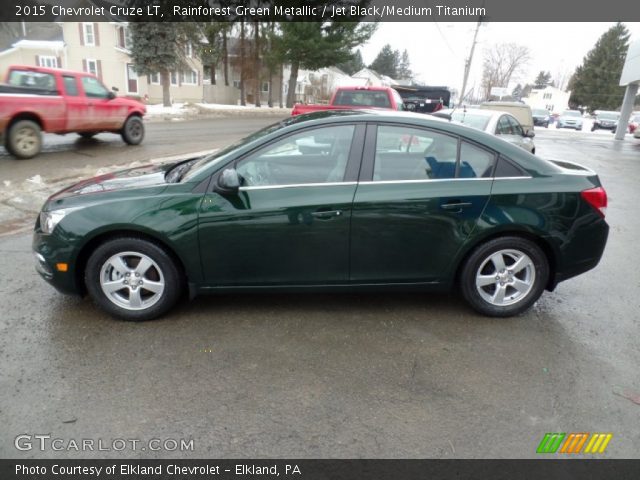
[349,124,494,283]
[198,185,356,285]
[197,124,362,286]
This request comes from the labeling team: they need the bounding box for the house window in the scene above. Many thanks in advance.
[116,25,131,50]
[83,23,95,46]
[261,81,270,93]
[233,79,241,89]
[150,73,160,84]
[185,42,193,58]
[38,56,58,68]
[181,69,197,85]
[543,93,552,100]
[170,72,179,86]
[85,59,98,76]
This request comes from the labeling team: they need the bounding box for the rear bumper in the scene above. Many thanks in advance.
[552,219,609,287]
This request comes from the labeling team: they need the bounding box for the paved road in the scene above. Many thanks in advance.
[0,125,639,459]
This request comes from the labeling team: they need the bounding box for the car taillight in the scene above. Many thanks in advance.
[581,187,607,218]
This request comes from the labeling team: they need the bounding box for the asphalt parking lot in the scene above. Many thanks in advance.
[1,123,639,459]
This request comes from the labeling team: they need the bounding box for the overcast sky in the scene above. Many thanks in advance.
[359,22,640,95]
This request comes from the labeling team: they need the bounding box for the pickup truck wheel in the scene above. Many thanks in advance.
[121,116,144,145]
[7,120,42,159]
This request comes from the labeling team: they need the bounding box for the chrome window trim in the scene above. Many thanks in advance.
[358,178,494,185]
[239,181,358,191]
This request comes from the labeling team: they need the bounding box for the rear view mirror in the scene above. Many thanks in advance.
[525,129,535,138]
[215,168,241,195]
[107,91,116,100]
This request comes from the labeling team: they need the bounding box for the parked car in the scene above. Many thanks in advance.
[532,108,551,128]
[478,101,534,135]
[291,86,404,116]
[623,114,640,134]
[435,108,536,154]
[556,110,584,130]
[634,124,640,138]
[591,111,619,132]
[0,65,146,159]
[33,110,608,321]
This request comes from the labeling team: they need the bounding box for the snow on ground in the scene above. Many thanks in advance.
[145,102,291,119]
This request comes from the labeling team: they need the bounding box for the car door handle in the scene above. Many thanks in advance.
[440,202,472,212]
[311,209,342,219]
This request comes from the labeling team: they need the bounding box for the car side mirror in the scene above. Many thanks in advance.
[107,91,116,100]
[215,168,240,195]
[525,129,535,138]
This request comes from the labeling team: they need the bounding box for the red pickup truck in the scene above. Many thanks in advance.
[291,86,405,116]
[0,65,146,159]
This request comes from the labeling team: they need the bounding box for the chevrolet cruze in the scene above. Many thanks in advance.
[33,110,609,321]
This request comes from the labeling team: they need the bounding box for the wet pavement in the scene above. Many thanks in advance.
[0,124,639,459]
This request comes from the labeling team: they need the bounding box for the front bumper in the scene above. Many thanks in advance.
[32,228,82,296]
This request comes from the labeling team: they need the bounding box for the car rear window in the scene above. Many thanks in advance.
[451,112,490,131]
[333,90,391,108]
[7,70,56,92]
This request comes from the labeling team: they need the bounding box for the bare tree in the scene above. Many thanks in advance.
[481,43,531,100]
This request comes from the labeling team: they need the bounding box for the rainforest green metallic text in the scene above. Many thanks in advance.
[33,110,609,320]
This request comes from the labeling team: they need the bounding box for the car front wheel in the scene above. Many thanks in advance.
[85,237,182,321]
[121,115,145,145]
[460,237,549,317]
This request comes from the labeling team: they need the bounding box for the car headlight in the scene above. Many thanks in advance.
[39,208,79,234]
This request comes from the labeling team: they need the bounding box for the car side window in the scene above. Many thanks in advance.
[236,125,355,187]
[374,126,458,181]
[81,76,109,98]
[496,116,512,135]
[507,115,524,136]
[459,142,495,178]
[63,76,79,96]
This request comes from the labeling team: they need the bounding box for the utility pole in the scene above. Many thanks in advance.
[458,15,483,106]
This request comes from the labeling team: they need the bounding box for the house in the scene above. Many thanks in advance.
[0,21,206,104]
[352,68,399,87]
[523,85,571,114]
[0,23,65,74]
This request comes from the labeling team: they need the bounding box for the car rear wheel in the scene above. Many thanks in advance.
[121,115,145,145]
[6,120,42,159]
[460,237,549,317]
[85,237,182,321]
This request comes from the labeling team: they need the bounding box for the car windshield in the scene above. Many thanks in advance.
[533,109,549,116]
[562,111,582,117]
[450,111,490,130]
[177,117,300,182]
[597,112,618,120]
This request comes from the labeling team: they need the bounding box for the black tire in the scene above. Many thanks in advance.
[85,237,182,321]
[79,132,97,139]
[6,120,42,159]
[460,236,549,317]
[121,115,144,145]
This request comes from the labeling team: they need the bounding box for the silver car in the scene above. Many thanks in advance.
[436,108,536,154]
[556,110,584,130]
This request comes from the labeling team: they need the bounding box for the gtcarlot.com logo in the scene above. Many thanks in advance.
[537,433,612,454]
[14,434,194,452]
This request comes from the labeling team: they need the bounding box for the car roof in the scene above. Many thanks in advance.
[439,108,503,118]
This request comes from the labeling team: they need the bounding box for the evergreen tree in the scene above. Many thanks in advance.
[369,44,399,78]
[568,23,630,110]
[533,71,552,89]
[129,23,187,106]
[336,50,365,75]
[397,49,413,80]
[275,22,376,107]
[511,83,523,99]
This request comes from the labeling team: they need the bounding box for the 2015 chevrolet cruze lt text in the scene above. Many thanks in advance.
[33,110,609,321]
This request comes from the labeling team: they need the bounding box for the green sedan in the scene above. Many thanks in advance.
[33,110,609,321]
